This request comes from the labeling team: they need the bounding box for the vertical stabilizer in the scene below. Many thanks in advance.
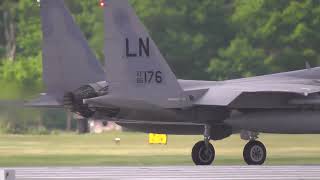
[40,0,105,102]
[104,0,187,108]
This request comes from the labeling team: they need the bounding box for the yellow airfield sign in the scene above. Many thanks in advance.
[149,133,167,144]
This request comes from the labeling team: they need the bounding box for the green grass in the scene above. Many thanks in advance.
[1,132,320,166]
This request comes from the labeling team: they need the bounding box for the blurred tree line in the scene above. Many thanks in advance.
[0,0,319,133]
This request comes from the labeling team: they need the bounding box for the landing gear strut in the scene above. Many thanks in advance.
[192,125,215,165]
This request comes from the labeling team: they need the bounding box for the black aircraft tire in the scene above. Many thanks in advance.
[192,141,215,165]
[243,140,266,165]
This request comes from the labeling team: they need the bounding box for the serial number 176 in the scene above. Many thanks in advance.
[136,71,163,84]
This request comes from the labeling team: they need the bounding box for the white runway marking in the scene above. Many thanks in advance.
[11,166,320,180]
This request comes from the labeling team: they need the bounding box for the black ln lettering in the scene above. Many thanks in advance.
[126,38,137,57]
[139,37,150,57]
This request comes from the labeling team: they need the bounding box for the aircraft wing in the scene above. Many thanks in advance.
[194,82,320,108]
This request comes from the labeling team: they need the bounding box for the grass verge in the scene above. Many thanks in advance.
[1,132,320,166]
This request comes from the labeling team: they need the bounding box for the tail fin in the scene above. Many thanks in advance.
[103,0,187,108]
[40,0,105,102]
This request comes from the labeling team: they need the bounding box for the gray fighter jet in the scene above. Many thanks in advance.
[32,0,320,165]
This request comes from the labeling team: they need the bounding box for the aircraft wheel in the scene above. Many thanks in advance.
[192,141,215,165]
[243,140,266,165]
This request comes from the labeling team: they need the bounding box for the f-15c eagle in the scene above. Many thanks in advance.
[29,0,320,165]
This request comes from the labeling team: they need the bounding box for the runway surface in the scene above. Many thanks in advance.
[11,166,320,180]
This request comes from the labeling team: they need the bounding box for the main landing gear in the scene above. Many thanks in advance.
[192,125,215,165]
[191,127,267,166]
[192,138,215,165]
[243,140,266,165]
[241,131,267,165]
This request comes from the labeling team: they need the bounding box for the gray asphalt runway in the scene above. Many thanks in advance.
[11,166,320,180]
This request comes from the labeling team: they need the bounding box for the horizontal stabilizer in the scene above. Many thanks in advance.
[24,94,62,108]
